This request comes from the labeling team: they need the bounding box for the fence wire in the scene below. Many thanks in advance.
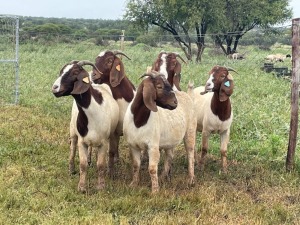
[0,15,19,105]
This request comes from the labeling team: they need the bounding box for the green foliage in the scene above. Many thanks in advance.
[124,0,292,59]
[135,33,158,47]
[19,16,143,43]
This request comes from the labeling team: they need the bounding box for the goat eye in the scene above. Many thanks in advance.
[156,85,163,89]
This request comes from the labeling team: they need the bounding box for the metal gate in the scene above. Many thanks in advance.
[0,15,19,104]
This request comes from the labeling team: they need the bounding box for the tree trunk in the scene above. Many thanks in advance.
[226,35,233,54]
[195,22,207,62]
[232,34,242,53]
[214,35,227,55]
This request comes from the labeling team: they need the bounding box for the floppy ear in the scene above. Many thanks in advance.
[219,75,234,102]
[71,71,90,95]
[173,74,181,91]
[174,61,181,75]
[142,78,158,112]
[173,62,182,90]
[110,57,125,87]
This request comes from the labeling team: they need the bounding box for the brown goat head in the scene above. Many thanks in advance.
[52,61,98,97]
[202,65,235,102]
[92,50,130,87]
[139,72,178,112]
[152,52,186,91]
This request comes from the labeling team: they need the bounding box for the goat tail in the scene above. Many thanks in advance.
[187,80,194,96]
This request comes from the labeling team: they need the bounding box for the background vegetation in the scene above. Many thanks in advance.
[0,24,299,224]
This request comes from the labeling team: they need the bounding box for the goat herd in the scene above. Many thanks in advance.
[51,50,236,193]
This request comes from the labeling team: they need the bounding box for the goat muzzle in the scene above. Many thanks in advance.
[91,69,102,81]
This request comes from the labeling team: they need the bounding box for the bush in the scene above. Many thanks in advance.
[94,36,110,46]
[135,34,158,47]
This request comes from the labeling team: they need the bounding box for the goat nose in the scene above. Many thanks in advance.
[52,85,59,92]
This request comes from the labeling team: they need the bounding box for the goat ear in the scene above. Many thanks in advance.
[110,57,125,87]
[219,77,234,102]
[174,61,181,75]
[173,62,182,91]
[153,60,160,71]
[173,74,181,91]
[142,79,158,112]
[71,72,90,95]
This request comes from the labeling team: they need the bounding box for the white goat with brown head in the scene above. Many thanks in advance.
[91,50,136,176]
[190,65,236,173]
[123,71,196,193]
[52,60,119,192]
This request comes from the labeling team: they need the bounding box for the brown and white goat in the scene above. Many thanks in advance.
[151,51,187,91]
[190,66,236,173]
[52,61,119,192]
[91,50,136,176]
[123,72,196,193]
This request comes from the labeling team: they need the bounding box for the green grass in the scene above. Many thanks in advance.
[0,40,299,224]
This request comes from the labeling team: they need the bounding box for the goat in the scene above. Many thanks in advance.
[190,65,236,173]
[68,73,112,175]
[52,60,119,192]
[151,51,187,91]
[227,52,246,60]
[91,50,136,176]
[265,54,291,62]
[123,71,196,193]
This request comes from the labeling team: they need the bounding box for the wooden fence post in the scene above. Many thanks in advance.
[120,30,125,58]
[286,18,300,172]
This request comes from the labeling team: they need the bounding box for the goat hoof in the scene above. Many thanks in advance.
[188,177,195,187]
[96,183,105,191]
[69,165,76,175]
[129,180,138,188]
[69,170,76,176]
[78,184,87,193]
[221,168,228,174]
[151,187,159,194]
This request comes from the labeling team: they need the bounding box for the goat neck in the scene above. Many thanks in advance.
[210,93,232,121]
[72,87,103,109]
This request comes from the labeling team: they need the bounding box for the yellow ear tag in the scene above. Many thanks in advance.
[82,77,90,84]
[116,64,121,71]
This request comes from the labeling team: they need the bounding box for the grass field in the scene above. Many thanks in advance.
[0,39,300,224]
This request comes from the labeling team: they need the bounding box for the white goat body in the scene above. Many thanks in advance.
[265,54,291,62]
[52,61,119,192]
[190,65,235,172]
[123,73,196,193]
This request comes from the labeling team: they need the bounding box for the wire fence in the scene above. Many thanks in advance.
[0,15,298,105]
[0,15,19,105]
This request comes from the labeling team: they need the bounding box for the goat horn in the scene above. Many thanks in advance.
[174,53,187,64]
[113,50,131,60]
[77,60,103,75]
[226,66,238,74]
[140,71,160,79]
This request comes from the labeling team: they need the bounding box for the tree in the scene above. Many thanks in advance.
[212,0,292,55]
[125,0,218,61]
[125,0,292,61]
